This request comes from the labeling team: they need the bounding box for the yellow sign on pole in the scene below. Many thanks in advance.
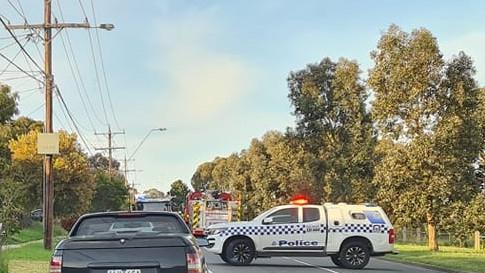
[37,133,60,155]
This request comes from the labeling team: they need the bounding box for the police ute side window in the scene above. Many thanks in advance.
[351,212,366,220]
[267,208,298,224]
[303,208,320,222]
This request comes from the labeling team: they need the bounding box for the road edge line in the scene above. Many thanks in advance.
[284,257,341,273]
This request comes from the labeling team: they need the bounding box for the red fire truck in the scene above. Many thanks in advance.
[184,191,240,237]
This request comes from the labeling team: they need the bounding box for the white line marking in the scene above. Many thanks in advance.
[285,257,341,273]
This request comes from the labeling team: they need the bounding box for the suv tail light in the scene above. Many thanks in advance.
[50,253,63,273]
[388,228,396,244]
[186,248,203,273]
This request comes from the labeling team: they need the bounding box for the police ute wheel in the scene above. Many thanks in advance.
[219,254,229,263]
[330,255,342,267]
[338,241,370,269]
[223,238,255,266]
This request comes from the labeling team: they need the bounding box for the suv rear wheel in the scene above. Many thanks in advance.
[222,238,255,266]
[338,241,370,269]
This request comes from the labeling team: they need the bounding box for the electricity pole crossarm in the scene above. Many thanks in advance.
[95,147,125,150]
[6,23,114,30]
[95,128,125,179]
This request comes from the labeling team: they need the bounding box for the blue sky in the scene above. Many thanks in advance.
[1,0,485,192]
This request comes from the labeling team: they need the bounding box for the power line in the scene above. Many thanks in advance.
[0,33,29,40]
[0,74,35,81]
[53,109,70,132]
[86,23,109,126]
[14,0,27,18]
[58,30,98,131]
[0,16,45,75]
[89,0,122,131]
[26,103,44,116]
[77,0,89,18]
[0,37,24,50]
[0,41,26,77]
[6,0,27,22]
[0,50,44,84]
[54,1,99,132]
[55,85,95,155]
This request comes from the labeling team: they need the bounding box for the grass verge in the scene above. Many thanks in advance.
[0,252,8,273]
[385,244,485,273]
[6,240,63,273]
[6,222,66,245]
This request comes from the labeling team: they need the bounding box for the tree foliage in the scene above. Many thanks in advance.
[0,84,18,124]
[190,25,485,252]
[0,178,25,236]
[288,57,376,203]
[369,25,483,251]
[90,172,128,212]
[8,130,96,218]
[143,188,165,198]
[88,152,121,171]
[169,179,190,211]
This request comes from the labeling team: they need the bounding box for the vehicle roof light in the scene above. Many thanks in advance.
[290,197,309,205]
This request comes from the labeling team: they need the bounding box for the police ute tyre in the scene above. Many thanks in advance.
[338,241,370,269]
[330,255,342,267]
[219,254,229,263]
[223,238,255,266]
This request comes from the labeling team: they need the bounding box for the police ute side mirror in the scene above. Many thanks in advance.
[263,217,274,225]
[197,238,209,247]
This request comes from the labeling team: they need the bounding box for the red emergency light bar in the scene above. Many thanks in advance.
[290,196,309,205]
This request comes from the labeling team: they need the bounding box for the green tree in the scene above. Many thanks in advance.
[8,130,96,218]
[0,117,42,171]
[288,57,376,203]
[169,179,190,212]
[88,152,121,171]
[0,178,25,236]
[0,84,18,124]
[90,172,128,212]
[191,161,216,191]
[143,188,164,198]
[369,25,483,251]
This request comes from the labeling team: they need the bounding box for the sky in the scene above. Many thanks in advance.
[1,0,485,192]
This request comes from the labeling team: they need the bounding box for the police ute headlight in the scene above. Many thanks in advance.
[208,228,227,235]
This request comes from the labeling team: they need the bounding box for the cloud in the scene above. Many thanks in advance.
[441,32,485,85]
[152,10,256,124]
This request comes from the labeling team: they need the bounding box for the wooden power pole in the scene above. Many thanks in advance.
[43,0,54,251]
[6,0,114,250]
[95,127,125,179]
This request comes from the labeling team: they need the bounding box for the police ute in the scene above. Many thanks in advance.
[206,198,395,269]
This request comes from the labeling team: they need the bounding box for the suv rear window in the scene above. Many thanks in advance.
[72,214,187,237]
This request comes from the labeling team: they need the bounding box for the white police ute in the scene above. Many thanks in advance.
[206,199,395,269]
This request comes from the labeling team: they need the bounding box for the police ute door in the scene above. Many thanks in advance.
[259,206,303,253]
[302,205,326,252]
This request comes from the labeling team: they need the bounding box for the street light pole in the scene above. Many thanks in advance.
[128,128,166,161]
[126,128,166,211]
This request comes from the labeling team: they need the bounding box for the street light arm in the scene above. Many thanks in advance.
[128,128,166,161]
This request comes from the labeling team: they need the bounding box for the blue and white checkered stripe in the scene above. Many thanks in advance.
[329,224,389,234]
[221,225,306,236]
[220,223,389,236]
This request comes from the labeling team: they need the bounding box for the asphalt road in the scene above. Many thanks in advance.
[204,251,446,273]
